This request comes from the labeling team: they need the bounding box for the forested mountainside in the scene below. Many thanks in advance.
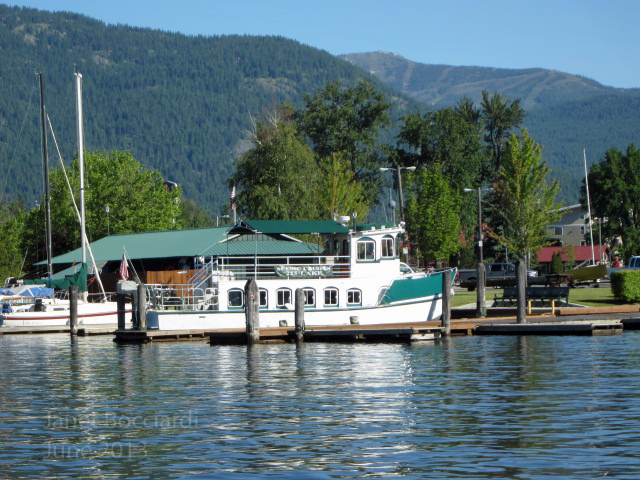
[0,5,415,212]
[343,52,640,202]
[2,6,638,212]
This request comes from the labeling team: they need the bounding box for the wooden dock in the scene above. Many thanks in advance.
[0,324,129,336]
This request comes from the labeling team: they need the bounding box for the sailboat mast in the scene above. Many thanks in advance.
[75,72,87,266]
[38,73,53,279]
[583,149,596,265]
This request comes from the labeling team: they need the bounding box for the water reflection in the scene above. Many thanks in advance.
[1,334,640,478]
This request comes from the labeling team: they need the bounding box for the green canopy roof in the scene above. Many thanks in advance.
[236,219,350,235]
[40,226,322,266]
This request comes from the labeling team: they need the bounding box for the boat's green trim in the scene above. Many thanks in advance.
[380,273,443,305]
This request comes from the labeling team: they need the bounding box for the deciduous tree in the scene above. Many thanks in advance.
[490,130,561,263]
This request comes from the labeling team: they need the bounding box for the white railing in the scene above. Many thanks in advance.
[194,255,351,282]
[146,284,219,312]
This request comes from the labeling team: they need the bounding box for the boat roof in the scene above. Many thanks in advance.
[233,219,350,235]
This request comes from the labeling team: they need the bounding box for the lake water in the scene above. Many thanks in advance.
[1,333,640,479]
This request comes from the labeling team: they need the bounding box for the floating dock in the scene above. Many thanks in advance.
[0,324,129,336]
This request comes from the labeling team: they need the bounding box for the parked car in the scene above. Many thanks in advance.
[459,263,538,290]
[607,256,640,277]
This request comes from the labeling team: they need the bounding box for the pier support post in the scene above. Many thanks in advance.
[516,260,527,323]
[441,270,451,336]
[69,285,78,336]
[245,278,260,345]
[294,288,305,343]
[137,283,147,330]
[117,293,127,331]
[476,263,487,318]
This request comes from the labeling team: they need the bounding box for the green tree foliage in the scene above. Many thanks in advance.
[177,199,215,229]
[22,150,182,266]
[490,130,561,262]
[230,111,321,220]
[481,91,526,174]
[551,251,564,274]
[406,168,461,266]
[0,199,27,279]
[317,152,370,221]
[583,144,640,259]
[297,80,392,203]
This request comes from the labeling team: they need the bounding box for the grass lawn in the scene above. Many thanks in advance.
[451,284,637,308]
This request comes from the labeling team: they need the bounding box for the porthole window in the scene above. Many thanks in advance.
[228,289,244,308]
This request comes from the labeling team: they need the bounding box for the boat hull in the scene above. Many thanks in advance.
[1,302,127,327]
[147,295,442,331]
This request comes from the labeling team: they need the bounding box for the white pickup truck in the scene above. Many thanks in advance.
[607,256,640,277]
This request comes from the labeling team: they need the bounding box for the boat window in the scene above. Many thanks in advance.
[277,288,292,307]
[324,288,338,306]
[357,239,375,261]
[381,236,394,258]
[259,288,268,308]
[303,288,315,306]
[228,289,244,308]
[347,289,362,306]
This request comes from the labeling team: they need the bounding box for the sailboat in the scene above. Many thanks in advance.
[1,73,129,327]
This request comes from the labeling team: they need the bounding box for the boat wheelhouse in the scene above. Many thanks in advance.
[146,219,448,330]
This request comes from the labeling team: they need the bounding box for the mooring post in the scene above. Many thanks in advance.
[137,283,147,330]
[294,288,305,343]
[476,263,487,318]
[441,269,451,336]
[516,260,527,323]
[69,284,78,336]
[245,278,260,345]
[117,293,126,331]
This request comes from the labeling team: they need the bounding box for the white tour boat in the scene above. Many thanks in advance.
[146,218,451,331]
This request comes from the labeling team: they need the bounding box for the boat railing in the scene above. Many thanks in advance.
[200,255,351,282]
[146,284,219,312]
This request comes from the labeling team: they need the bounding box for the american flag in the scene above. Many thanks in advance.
[230,186,236,211]
[119,253,129,280]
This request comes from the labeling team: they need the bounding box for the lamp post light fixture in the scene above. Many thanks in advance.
[380,165,416,222]
[104,203,110,236]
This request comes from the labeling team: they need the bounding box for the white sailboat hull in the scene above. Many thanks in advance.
[1,301,127,327]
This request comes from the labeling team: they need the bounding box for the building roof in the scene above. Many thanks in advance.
[537,245,607,263]
[43,226,321,265]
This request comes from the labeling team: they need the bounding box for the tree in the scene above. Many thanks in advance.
[490,130,561,263]
[406,168,461,266]
[230,110,321,220]
[297,80,391,204]
[316,152,370,221]
[0,199,27,279]
[481,90,525,174]
[22,150,183,266]
[582,144,640,260]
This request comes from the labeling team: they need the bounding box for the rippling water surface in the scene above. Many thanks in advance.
[1,333,640,479]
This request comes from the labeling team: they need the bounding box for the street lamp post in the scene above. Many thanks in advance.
[380,165,416,222]
[464,187,488,264]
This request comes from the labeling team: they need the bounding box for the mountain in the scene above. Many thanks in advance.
[0,5,416,213]
[341,52,640,202]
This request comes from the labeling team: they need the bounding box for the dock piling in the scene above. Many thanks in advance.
[516,261,527,323]
[441,270,451,336]
[476,263,487,318]
[137,283,147,330]
[295,288,305,343]
[245,278,260,344]
[69,285,78,336]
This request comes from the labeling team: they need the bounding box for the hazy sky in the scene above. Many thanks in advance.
[6,0,639,88]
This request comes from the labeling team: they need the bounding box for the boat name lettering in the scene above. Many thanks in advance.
[275,265,333,278]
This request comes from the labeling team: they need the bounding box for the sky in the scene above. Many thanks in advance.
[5,0,640,89]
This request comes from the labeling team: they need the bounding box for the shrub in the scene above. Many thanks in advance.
[611,270,640,302]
